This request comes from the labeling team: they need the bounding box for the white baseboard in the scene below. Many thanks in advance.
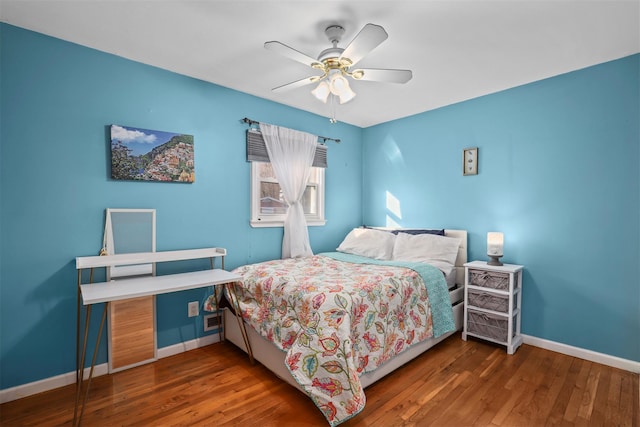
[0,334,221,404]
[0,363,110,404]
[522,334,640,373]
[157,334,220,359]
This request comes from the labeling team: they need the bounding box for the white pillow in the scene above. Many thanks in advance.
[392,232,461,276]
[336,228,396,260]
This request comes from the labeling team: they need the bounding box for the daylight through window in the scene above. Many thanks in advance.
[251,161,325,227]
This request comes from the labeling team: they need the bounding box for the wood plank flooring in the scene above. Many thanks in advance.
[1,337,638,426]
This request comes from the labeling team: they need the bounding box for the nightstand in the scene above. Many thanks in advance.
[462,261,524,354]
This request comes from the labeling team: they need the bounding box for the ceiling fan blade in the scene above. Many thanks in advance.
[272,76,321,92]
[264,41,321,68]
[339,23,388,66]
[352,68,413,84]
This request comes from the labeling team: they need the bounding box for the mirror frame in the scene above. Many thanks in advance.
[104,208,156,280]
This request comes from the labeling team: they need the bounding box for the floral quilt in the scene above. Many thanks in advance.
[224,252,455,426]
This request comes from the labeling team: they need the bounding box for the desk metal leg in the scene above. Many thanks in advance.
[73,302,108,427]
[208,258,225,344]
[214,285,223,344]
[225,282,254,364]
[73,304,91,425]
[76,270,82,384]
[76,268,94,382]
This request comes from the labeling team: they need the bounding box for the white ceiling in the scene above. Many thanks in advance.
[2,1,638,127]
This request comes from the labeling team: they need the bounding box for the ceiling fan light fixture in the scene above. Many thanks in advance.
[330,73,356,103]
[329,73,350,96]
[311,80,330,103]
[338,86,356,104]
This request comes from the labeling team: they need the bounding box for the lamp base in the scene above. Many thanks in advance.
[487,255,503,266]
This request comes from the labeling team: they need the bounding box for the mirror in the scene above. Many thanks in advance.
[102,208,158,371]
[103,208,156,279]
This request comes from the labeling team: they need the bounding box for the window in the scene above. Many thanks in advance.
[246,128,327,228]
[250,161,325,227]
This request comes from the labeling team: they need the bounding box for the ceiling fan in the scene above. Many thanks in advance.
[265,23,412,105]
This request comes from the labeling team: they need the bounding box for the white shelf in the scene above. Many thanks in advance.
[76,248,227,270]
[80,269,240,305]
[464,260,524,273]
[467,305,521,318]
[466,284,511,296]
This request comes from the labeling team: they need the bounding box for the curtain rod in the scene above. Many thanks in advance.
[241,117,341,144]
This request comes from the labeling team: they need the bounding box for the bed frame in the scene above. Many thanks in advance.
[222,229,467,392]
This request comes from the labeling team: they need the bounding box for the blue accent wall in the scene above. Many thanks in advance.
[362,54,639,362]
[0,24,363,389]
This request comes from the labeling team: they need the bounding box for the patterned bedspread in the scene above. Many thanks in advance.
[225,252,455,426]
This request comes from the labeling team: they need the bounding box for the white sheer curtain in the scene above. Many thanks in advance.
[259,123,317,258]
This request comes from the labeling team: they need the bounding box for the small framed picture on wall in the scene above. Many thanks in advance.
[463,147,478,176]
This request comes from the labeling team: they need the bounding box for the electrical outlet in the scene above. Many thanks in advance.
[188,301,199,317]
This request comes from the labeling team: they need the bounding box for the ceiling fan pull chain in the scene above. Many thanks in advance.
[329,95,337,124]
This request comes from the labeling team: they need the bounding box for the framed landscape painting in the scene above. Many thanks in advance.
[110,124,195,182]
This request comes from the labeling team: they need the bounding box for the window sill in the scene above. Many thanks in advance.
[250,219,327,228]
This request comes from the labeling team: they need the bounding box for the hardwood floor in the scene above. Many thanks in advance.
[1,337,638,426]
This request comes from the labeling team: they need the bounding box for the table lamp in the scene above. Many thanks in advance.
[487,232,504,266]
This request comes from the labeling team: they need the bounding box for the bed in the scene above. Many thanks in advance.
[218,228,467,426]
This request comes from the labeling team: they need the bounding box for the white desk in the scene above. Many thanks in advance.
[80,269,239,304]
[73,248,253,426]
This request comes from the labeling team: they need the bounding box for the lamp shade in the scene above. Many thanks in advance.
[338,85,356,104]
[487,232,504,256]
[311,81,330,103]
[329,73,349,95]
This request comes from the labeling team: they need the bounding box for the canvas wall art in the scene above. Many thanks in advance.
[110,124,195,182]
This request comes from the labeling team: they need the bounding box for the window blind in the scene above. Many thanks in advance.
[246,129,328,168]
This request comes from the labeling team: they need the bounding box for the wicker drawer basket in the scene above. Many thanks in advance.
[469,269,510,290]
[467,288,513,313]
[466,309,514,343]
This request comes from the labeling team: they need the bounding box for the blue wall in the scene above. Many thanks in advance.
[1,23,638,392]
[362,54,639,362]
[0,24,363,389]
